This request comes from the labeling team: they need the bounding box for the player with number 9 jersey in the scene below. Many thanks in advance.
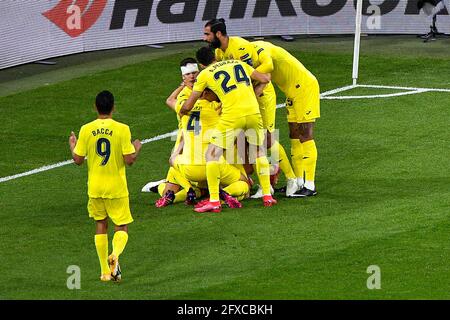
[74,118,136,199]
[70,90,141,282]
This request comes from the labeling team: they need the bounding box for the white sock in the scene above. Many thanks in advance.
[297,177,304,188]
[304,180,315,191]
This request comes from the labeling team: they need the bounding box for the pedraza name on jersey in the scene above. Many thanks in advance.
[92,128,113,137]
[208,60,239,73]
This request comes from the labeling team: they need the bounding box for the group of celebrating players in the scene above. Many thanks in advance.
[145,18,321,213]
[69,18,321,282]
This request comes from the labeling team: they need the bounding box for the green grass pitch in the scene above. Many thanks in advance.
[0,36,449,299]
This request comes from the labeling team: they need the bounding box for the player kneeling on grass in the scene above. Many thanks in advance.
[157,88,250,211]
[144,58,204,207]
[154,165,203,207]
[155,58,203,206]
[156,160,250,211]
[69,90,141,282]
[180,47,277,211]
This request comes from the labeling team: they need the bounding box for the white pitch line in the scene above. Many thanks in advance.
[141,130,178,144]
[0,83,418,184]
[356,84,450,93]
[323,89,428,100]
[276,84,356,108]
[325,84,450,99]
[0,130,177,184]
[0,160,75,183]
[321,84,356,96]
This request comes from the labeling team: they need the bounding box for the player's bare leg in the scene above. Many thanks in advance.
[265,130,298,196]
[237,131,254,177]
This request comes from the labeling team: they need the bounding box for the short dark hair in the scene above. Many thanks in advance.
[179,57,197,67]
[205,18,227,36]
[95,90,114,115]
[196,46,216,66]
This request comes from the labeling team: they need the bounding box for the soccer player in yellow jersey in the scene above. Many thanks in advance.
[154,58,247,209]
[157,86,249,209]
[172,88,250,210]
[203,19,299,197]
[142,58,202,206]
[166,57,200,152]
[157,86,217,207]
[180,47,277,212]
[251,40,320,197]
[152,58,202,206]
[69,90,141,282]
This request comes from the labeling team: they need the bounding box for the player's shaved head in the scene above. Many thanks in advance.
[196,46,216,66]
[95,90,114,115]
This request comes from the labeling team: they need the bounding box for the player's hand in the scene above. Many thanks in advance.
[254,84,265,97]
[69,131,77,148]
[202,89,219,102]
[132,139,142,152]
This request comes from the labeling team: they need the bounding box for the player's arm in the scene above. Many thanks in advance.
[250,69,271,84]
[241,61,271,84]
[255,46,274,74]
[121,126,142,166]
[250,68,271,96]
[254,82,267,98]
[123,140,142,166]
[179,90,202,117]
[180,71,207,116]
[69,131,85,165]
[243,62,270,97]
[166,83,185,111]
[169,133,184,167]
[201,88,219,102]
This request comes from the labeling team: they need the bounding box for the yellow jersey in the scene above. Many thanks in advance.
[193,60,259,120]
[171,86,193,151]
[252,40,317,97]
[175,86,192,125]
[177,98,221,165]
[215,36,273,73]
[73,118,135,199]
[215,36,258,66]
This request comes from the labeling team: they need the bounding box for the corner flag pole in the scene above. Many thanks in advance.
[352,0,363,86]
